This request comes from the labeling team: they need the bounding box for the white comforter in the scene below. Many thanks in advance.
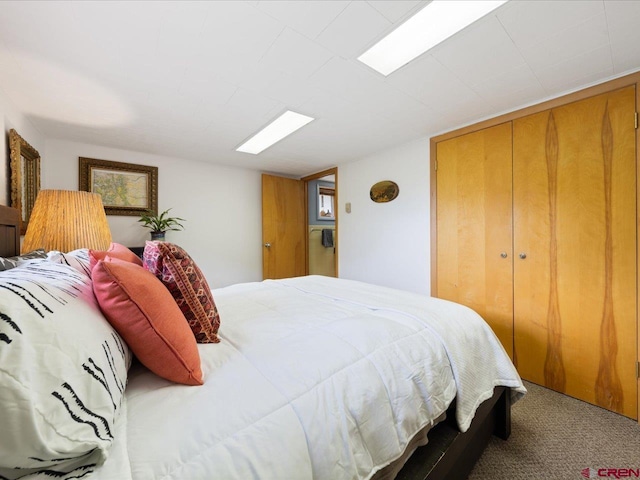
[96,276,525,480]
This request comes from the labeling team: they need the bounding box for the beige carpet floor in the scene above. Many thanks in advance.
[468,381,640,480]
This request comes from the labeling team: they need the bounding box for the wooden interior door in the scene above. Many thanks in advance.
[262,174,306,280]
[436,122,514,358]
[513,86,637,418]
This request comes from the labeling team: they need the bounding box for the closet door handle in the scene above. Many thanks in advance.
[500,252,508,258]
[519,253,527,259]
[264,243,271,248]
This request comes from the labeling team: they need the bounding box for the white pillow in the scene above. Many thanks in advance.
[46,248,92,276]
[0,260,131,479]
[0,248,47,271]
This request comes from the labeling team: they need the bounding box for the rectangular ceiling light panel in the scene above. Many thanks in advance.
[358,0,508,76]
[236,110,315,155]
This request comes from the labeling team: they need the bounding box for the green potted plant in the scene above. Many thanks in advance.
[138,208,185,241]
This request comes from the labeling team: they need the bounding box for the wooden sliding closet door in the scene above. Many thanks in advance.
[513,86,637,418]
[436,123,514,358]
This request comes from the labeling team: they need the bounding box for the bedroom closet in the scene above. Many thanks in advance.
[432,80,638,420]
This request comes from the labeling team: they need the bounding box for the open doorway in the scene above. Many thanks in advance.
[302,168,338,278]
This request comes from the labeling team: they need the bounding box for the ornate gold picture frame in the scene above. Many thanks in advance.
[9,129,41,235]
[79,157,158,216]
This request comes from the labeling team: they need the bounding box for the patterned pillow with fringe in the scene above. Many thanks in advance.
[143,241,221,343]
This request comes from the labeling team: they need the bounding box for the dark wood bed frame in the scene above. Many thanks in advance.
[398,386,510,479]
[0,204,512,480]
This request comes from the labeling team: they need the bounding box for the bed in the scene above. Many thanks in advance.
[0,204,525,480]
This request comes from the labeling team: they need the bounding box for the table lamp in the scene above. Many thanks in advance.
[22,190,112,253]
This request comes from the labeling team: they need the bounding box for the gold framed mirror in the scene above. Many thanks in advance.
[9,129,41,235]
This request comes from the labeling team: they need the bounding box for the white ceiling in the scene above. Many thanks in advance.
[1,1,639,177]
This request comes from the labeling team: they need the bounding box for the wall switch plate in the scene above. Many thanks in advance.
[345,202,351,213]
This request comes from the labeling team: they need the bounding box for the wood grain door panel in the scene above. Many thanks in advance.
[436,122,514,358]
[513,86,637,418]
[262,174,306,280]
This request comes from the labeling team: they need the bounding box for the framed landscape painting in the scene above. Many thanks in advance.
[79,157,158,216]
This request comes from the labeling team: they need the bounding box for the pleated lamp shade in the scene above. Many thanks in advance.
[22,190,112,253]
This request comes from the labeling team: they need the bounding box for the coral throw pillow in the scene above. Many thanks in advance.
[92,257,203,386]
[89,242,143,271]
[143,241,221,344]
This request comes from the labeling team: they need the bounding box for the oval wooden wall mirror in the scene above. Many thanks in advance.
[370,180,399,203]
[9,129,41,235]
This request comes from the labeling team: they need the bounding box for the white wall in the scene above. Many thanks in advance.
[338,136,431,296]
[44,140,262,288]
[2,84,435,294]
[0,88,44,205]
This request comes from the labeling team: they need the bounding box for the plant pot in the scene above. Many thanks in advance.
[150,231,166,241]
